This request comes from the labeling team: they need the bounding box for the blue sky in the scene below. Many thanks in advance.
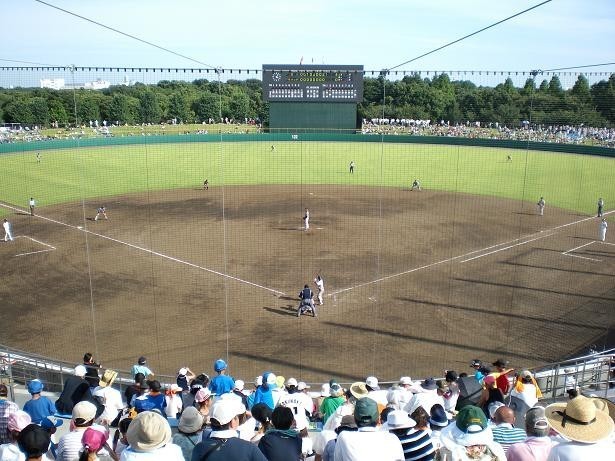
[1,0,614,85]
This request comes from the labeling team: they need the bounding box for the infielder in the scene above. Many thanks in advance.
[597,198,604,217]
[203,179,209,190]
[303,208,310,231]
[411,179,422,191]
[95,206,108,221]
[537,197,545,216]
[599,218,608,242]
[314,274,324,305]
[29,197,36,216]
[3,219,13,242]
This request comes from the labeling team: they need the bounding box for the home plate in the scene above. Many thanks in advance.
[77,226,83,230]
[316,227,323,230]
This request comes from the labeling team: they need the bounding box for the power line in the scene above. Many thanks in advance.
[387,0,553,72]
[0,58,64,67]
[33,0,217,69]
[538,62,615,72]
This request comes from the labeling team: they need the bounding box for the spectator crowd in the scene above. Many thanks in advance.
[0,353,614,460]
[361,119,615,148]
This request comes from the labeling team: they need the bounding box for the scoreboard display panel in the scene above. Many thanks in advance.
[262,64,364,103]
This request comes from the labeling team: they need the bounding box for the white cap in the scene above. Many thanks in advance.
[234,380,245,391]
[297,381,310,391]
[385,410,416,430]
[265,373,277,385]
[178,368,187,376]
[74,365,87,377]
[320,383,330,397]
[286,378,298,387]
[400,376,413,386]
[210,399,246,425]
[366,376,379,390]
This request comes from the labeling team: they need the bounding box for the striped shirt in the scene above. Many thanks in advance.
[394,428,435,461]
[491,423,526,452]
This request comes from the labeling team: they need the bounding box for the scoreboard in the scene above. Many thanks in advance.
[262,64,364,103]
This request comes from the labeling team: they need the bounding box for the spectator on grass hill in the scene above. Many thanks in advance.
[506,406,553,461]
[130,357,152,379]
[23,380,55,424]
[209,359,235,396]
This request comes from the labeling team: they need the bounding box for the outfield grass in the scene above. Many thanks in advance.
[1,141,614,218]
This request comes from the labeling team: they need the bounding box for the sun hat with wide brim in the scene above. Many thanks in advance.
[126,411,172,452]
[545,396,614,443]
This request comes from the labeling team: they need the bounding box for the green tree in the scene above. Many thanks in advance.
[108,93,138,124]
[138,90,162,123]
[168,92,193,123]
[29,97,49,126]
[48,98,69,126]
[570,74,591,104]
[4,98,33,124]
[193,92,219,122]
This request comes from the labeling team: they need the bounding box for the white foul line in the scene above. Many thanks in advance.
[460,233,555,263]
[13,236,56,257]
[0,202,286,297]
[331,210,613,296]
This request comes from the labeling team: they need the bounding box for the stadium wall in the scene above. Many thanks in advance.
[1,134,614,157]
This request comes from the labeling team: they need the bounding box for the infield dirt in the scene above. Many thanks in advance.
[1,185,614,382]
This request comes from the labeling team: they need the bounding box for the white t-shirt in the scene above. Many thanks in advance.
[334,427,404,461]
[93,386,125,423]
[119,443,184,461]
[0,443,25,461]
[547,440,615,461]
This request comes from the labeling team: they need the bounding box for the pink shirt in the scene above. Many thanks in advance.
[506,437,553,461]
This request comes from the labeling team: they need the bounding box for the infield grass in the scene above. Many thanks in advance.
[1,140,614,218]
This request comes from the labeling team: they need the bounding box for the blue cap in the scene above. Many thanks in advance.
[40,416,63,429]
[214,359,227,372]
[27,379,44,394]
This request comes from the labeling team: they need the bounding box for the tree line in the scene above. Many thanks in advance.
[0,73,614,128]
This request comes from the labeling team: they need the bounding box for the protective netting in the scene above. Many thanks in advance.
[1,67,614,383]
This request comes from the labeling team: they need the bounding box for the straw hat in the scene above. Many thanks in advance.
[545,396,614,443]
[126,411,172,452]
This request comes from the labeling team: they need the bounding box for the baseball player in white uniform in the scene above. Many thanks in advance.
[3,219,13,242]
[599,218,608,242]
[303,208,310,231]
[29,197,36,216]
[314,275,324,305]
[537,197,545,216]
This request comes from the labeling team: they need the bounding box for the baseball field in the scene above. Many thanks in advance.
[1,139,614,383]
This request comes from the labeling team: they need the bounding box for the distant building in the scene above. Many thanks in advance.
[40,78,65,90]
[39,78,111,90]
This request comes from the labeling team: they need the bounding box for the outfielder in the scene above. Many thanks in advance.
[599,218,608,242]
[349,161,355,174]
[29,197,36,216]
[314,275,324,306]
[3,219,13,242]
[537,197,545,216]
[303,208,310,231]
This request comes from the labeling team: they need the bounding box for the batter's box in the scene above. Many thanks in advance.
[12,236,56,257]
[562,241,615,262]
